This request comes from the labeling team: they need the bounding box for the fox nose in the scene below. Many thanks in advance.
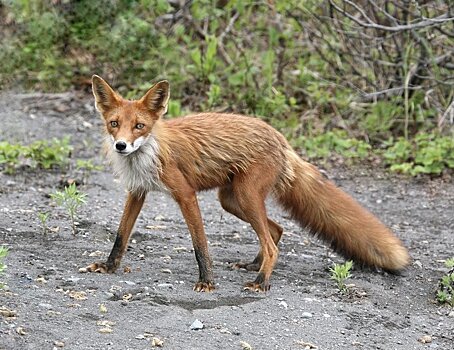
[115,141,127,151]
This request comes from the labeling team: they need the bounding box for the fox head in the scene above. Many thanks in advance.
[92,75,170,156]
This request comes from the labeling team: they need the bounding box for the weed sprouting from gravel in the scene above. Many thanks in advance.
[37,212,50,235]
[51,183,87,235]
[330,261,353,294]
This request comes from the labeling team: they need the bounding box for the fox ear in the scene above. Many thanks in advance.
[140,80,170,118]
[92,75,120,114]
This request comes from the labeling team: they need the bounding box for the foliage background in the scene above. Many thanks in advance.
[0,0,453,174]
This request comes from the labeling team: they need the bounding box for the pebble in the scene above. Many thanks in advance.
[157,283,173,289]
[278,301,288,309]
[418,335,432,344]
[122,280,136,286]
[190,319,204,330]
[301,312,313,319]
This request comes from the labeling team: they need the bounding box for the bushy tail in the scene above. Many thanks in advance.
[276,150,410,271]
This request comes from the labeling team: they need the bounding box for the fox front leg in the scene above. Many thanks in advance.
[80,192,146,274]
[161,165,215,292]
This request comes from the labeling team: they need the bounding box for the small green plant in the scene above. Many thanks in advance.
[0,141,24,174]
[25,137,72,170]
[0,246,8,289]
[0,138,72,174]
[51,183,87,235]
[330,260,353,294]
[436,258,454,306]
[37,212,50,235]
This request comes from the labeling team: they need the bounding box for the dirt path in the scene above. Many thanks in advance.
[0,92,453,350]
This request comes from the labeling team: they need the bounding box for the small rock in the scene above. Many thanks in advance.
[99,304,107,313]
[99,327,113,334]
[157,283,173,289]
[240,341,252,350]
[154,215,165,221]
[418,335,432,344]
[38,303,53,309]
[448,311,454,318]
[278,301,288,309]
[296,340,318,349]
[161,269,172,274]
[151,337,164,347]
[190,319,204,330]
[0,307,17,317]
[414,260,423,269]
[122,280,136,286]
[16,327,26,335]
[54,340,65,347]
[173,246,188,252]
[219,327,231,334]
[66,277,82,284]
[88,250,104,257]
[301,312,313,319]
[122,293,133,301]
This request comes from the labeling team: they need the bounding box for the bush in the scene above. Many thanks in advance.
[0,0,452,173]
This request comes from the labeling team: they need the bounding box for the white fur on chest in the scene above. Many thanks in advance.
[109,136,167,195]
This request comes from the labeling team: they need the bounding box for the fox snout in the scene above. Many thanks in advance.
[111,136,146,155]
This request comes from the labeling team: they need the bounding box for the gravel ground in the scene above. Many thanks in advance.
[0,92,453,350]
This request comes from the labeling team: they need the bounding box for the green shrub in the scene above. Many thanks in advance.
[0,138,72,174]
[383,134,454,176]
[436,258,454,307]
[0,0,452,175]
[0,141,24,174]
[25,137,72,170]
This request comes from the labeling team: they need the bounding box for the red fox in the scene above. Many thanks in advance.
[81,75,410,292]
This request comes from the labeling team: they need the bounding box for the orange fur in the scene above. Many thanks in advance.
[86,76,410,292]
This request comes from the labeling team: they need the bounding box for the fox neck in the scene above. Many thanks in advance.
[107,133,167,195]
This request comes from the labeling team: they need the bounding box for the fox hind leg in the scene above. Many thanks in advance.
[219,185,283,272]
[222,165,280,291]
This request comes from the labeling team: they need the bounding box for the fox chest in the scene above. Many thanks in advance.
[112,147,167,195]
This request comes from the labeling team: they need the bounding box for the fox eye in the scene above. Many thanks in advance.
[110,121,118,127]
[136,123,145,129]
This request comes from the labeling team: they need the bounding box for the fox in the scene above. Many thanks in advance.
[80,75,410,292]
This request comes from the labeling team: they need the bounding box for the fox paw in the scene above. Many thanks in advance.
[243,281,270,292]
[243,273,270,292]
[79,262,116,274]
[193,281,215,292]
